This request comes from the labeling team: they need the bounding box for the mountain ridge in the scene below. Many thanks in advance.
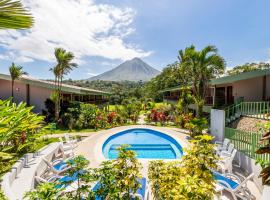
[88,58,160,82]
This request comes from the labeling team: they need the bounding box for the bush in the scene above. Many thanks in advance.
[185,117,208,137]
[95,145,142,199]
[148,135,218,200]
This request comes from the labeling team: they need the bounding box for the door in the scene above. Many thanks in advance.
[227,86,234,105]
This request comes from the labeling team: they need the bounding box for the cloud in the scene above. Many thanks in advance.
[0,0,151,63]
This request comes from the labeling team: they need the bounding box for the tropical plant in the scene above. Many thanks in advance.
[50,48,77,120]
[178,45,225,117]
[24,182,62,200]
[0,99,45,175]
[9,62,27,98]
[176,86,194,115]
[95,145,142,199]
[148,135,218,200]
[0,0,34,29]
[256,122,270,185]
[63,156,96,199]
[0,189,7,200]
[185,117,208,137]
[0,99,44,152]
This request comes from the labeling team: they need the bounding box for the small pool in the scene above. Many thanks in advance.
[102,128,183,159]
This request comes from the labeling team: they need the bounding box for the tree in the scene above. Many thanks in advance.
[0,0,34,29]
[227,62,270,75]
[179,45,225,117]
[9,62,27,99]
[50,48,77,120]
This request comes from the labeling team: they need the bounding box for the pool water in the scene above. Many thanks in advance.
[102,129,183,159]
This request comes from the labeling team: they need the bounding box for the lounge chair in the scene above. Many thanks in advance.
[42,157,71,175]
[217,149,237,173]
[35,172,79,191]
[217,143,234,156]
[213,171,254,200]
[93,177,149,200]
[215,138,230,152]
[64,134,78,148]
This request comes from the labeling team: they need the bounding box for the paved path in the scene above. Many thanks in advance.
[137,114,146,125]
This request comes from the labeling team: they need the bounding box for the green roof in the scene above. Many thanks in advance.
[159,85,182,93]
[0,73,110,95]
[211,69,270,85]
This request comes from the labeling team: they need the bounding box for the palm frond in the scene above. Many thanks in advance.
[0,0,34,29]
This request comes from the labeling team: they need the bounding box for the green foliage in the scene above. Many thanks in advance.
[64,156,95,199]
[0,99,51,176]
[0,0,34,29]
[95,145,142,199]
[176,86,194,115]
[51,48,77,120]
[256,122,270,185]
[148,135,218,200]
[24,182,62,200]
[227,62,270,75]
[62,80,145,105]
[121,98,142,123]
[9,62,27,98]
[185,117,208,137]
[178,45,225,117]
[144,62,186,101]
[0,189,7,200]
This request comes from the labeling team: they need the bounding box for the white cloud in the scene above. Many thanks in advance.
[0,0,151,63]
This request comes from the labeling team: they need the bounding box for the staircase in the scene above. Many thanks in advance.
[225,101,270,125]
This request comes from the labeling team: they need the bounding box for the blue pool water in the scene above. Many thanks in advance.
[102,128,183,159]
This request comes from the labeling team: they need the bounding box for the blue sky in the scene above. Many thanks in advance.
[0,0,269,80]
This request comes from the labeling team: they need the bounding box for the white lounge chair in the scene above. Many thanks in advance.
[217,149,237,173]
[217,143,234,156]
[42,157,71,175]
[214,171,254,200]
[64,134,78,148]
[35,174,78,192]
[215,138,230,152]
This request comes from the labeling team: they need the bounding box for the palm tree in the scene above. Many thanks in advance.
[9,62,27,98]
[50,48,77,120]
[178,45,225,117]
[0,0,34,29]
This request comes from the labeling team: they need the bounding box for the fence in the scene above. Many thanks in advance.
[225,127,270,162]
[225,101,270,124]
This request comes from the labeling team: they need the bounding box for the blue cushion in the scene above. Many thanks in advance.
[213,172,239,190]
[135,178,146,199]
[53,161,68,171]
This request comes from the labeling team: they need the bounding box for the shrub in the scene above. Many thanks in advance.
[148,135,218,200]
[95,145,142,199]
[185,117,208,137]
[256,122,270,185]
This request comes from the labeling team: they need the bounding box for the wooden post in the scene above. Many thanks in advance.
[213,85,216,107]
[263,75,266,101]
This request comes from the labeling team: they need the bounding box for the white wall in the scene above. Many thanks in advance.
[210,109,225,142]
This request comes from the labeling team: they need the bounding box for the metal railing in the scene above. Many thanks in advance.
[225,127,270,162]
[225,101,270,124]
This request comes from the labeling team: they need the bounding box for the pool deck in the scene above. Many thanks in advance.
[74,125,189,176]
[73,125,261,199]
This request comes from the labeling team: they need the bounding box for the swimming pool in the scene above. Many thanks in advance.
[102,128,183,159]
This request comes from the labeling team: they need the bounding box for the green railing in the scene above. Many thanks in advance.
[225,101,270,124]
[225,127,270,162]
